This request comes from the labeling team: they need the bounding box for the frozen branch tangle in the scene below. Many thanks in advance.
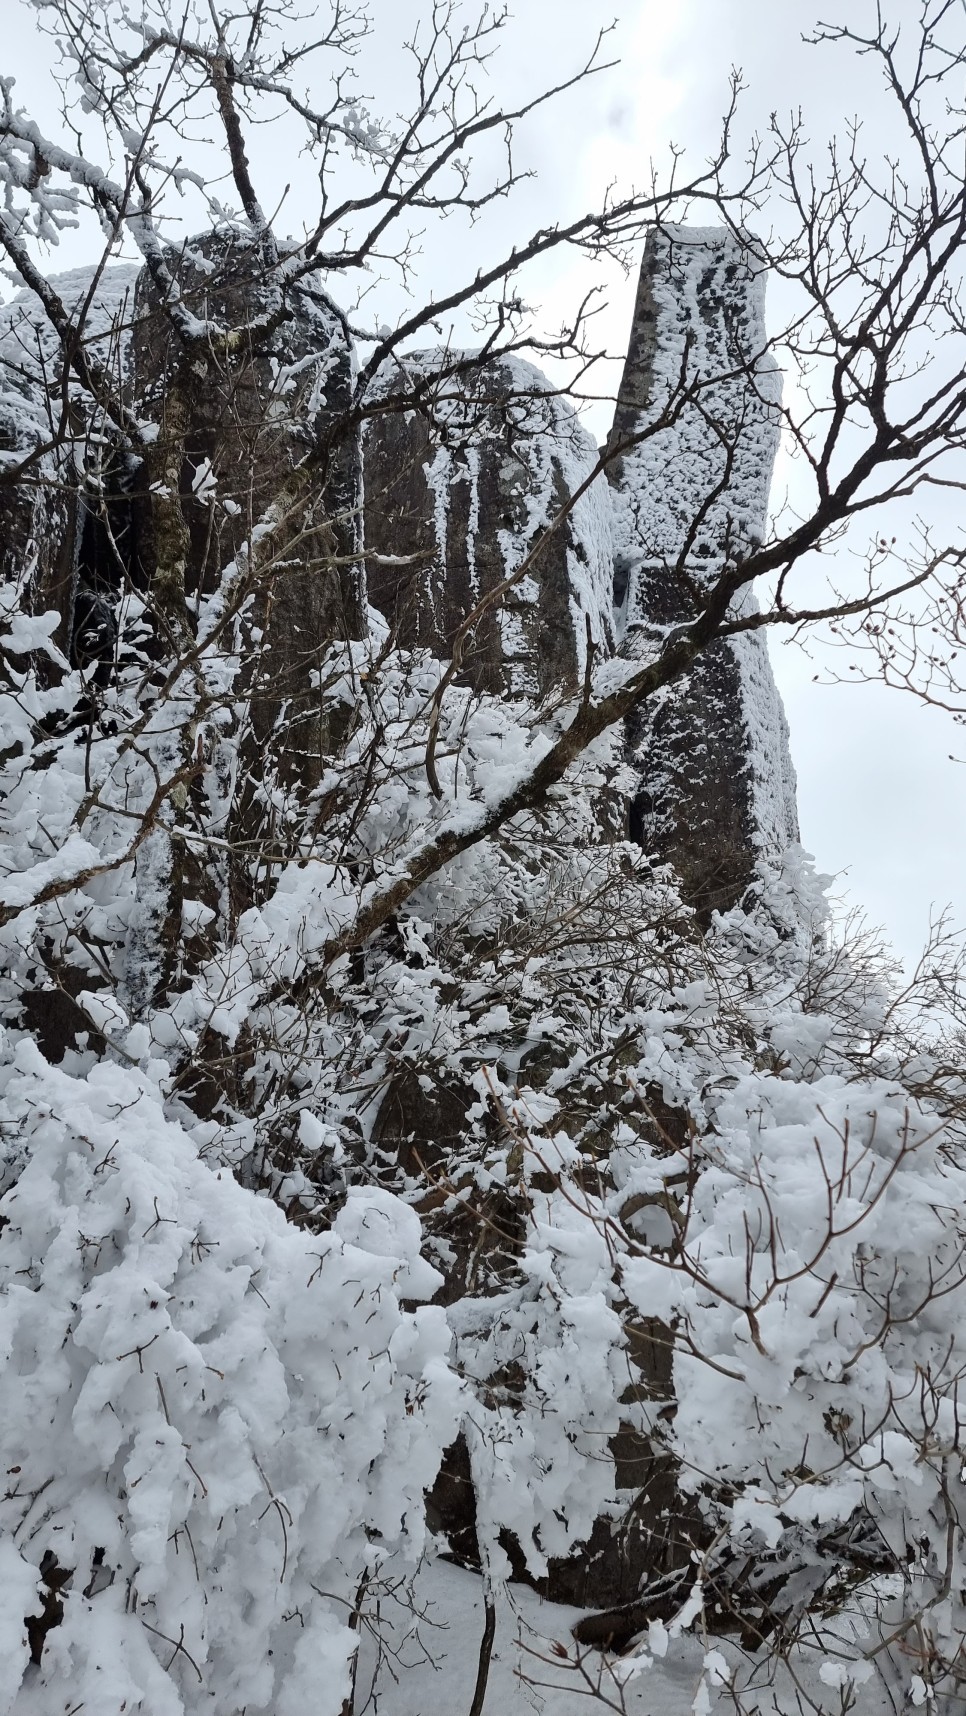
[4,5,966,1714]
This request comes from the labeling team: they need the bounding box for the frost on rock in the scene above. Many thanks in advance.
[363,352,615,702]
[0,1039,461,1715]
[6,206,959,1716]
[0,264,141,455]
[607,225,799,915]
[129,227,366,783]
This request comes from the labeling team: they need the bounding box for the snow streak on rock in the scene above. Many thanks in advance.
[363,352,614,702]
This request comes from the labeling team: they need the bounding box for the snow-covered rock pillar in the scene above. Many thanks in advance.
[607,225,799,917]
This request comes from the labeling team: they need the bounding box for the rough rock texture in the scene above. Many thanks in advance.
[363,354,615,701]
[0,240,365,760]
[2,226,805,1622]
[607,224,799,917]
[129,230,365,775]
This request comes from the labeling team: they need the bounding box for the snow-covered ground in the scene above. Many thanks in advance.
[354,1560,889,1716]
[355,1561,705,1716]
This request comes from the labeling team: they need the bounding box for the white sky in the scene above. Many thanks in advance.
[6,0,965,967]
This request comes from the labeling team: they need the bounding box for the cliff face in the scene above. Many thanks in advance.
[363,353,615,702]
[0,226,798,915]
[0,220,799,1061]
[361,225,799,913]
[129,233,366,782]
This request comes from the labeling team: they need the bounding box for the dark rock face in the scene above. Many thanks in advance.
[607,225,799,917]
[0,240,365,751]
[116,232,371,1014]
[363,354,615,701]
[129,230,365,777]
[0,266,140,670]
[625,636,786,917]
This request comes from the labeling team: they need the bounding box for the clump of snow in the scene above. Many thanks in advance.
[0,1039,461,1714]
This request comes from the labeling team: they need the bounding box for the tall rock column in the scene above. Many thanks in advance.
[129,230,365,766]
[123,231,367,1015]
[363,353,615,703]
[607,225,799,917]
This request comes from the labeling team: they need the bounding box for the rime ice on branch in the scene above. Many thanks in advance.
[607,225,799,916]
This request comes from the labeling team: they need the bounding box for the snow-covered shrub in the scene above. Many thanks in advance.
[0,1038,461,1715]
[4,14,966,1704]
[624,1069,966,1484]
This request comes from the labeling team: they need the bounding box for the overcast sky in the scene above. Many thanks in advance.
[6,0,965,968]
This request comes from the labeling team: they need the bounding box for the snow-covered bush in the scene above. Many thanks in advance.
[0,1039,461,1714]
[6,4,966,1712]
[618,1063,966,1692]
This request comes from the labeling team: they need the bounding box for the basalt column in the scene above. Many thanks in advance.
[130,230,365,777]
[125,232,366,1015]
[607,225,799,917]
[363,353,615,704]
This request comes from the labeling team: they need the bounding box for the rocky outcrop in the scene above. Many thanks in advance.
[129,230,365,776]
[607,225,799,916]
[0,238,365,766]
[2,225,805,1621]
[0,238,368,1028]
[363,354,615,702]
[2,228,798,909]
[0,266,140,671]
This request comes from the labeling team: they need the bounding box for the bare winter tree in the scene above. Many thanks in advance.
[5,4,966,1715]
[1,0,964,950]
